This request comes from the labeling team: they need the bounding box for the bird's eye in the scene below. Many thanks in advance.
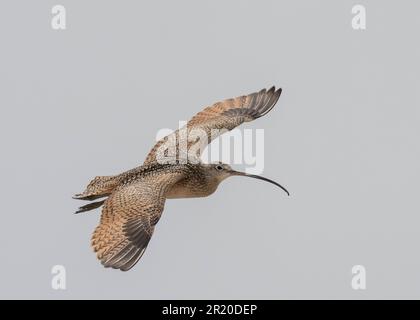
[215,165,223,171]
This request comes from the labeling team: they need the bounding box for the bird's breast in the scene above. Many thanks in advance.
[166,177,218,199]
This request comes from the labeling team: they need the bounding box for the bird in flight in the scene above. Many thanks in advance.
[73,86,289,271]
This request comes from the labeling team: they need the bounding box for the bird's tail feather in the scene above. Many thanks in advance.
[74,199,106,214]
[73,175,119,201]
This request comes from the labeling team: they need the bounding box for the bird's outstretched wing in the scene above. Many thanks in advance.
[144,86,282,165]
[91,169,185,271]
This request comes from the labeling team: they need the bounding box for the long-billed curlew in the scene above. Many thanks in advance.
[73,86,289,271]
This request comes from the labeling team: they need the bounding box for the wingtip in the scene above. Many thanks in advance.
[266,86,282,96]
[268,85,276,92]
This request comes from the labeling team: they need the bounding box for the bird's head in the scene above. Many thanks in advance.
[204,161,290,196]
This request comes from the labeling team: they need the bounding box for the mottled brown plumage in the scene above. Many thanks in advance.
[74,86,288,271]
[144,86,282,164]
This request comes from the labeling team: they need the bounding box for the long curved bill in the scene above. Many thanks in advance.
[232,171,290,196]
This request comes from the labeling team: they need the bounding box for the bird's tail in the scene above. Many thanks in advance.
[73,175,120,201]
[74,199,106,214]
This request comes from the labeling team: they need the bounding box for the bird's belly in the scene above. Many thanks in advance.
[166,180,216,199]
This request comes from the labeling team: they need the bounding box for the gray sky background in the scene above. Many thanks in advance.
[0,0,419,299]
